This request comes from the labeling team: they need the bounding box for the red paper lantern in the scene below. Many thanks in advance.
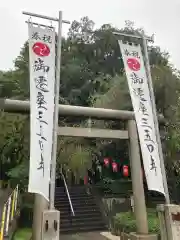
[104,158,110,167]
[123,165,129,177]
[112,162,118,172]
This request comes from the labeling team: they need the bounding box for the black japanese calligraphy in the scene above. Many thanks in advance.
[141,117,152,129]
[31,32,52,44]
[42,34,52,43]
[133,88,147,102]
[36,121,47,175]
[150,155,157,174]
[37,92,47,110]
[37,111,48,125]
[146,144,154,153]
[139,101,148,115]
[33,58,50,73]
[130,72,143,84]
[36,124,47,142]
[39,139,43,151]
[133,87,144,97]
[124,49,140,59]
[37,151,45,176]
[32,32,41,40]
[35,74,49,175]
[144,129,154,143]
[35,76,49,93]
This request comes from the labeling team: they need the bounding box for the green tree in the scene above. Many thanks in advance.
[1,17,180,196]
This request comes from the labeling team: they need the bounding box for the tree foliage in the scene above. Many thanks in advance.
[0,17,180,195]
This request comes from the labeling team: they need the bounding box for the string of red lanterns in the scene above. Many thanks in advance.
[103,158,145,180]
[103,158,129,176]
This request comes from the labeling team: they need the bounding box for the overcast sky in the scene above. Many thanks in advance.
[0,0,179,71]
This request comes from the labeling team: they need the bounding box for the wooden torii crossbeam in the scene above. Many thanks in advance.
[0,98,165,121]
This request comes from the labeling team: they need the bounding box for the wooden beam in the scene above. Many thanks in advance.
[58,127,129,139]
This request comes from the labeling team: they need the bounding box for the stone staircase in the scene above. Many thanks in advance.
[55,186,107,234]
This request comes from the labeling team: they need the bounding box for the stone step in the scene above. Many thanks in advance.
[55,186,107,234]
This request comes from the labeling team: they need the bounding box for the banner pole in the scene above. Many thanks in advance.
[49,11,63,209]
[142,34,170,204]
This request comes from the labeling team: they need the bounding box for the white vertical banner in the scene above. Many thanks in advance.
[28,23,56,200]
[118,41,165,195]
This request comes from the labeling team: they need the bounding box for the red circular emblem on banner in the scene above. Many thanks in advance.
[127,58,140,71]
[32,42,50,57]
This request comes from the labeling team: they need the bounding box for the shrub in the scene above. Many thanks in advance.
[13,228,32,240]
[111,208,160,236]
[96,178,132,196]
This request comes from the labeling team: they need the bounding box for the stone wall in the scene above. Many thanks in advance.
[101,196,131,228]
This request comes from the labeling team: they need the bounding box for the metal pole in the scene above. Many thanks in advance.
[142,35,170,204]
[128,120,148,234]
[49,11,63,209]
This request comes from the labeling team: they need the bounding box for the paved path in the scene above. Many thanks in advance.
[61,231,120,240]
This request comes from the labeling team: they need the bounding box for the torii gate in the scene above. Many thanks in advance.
[0,98,164,239]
